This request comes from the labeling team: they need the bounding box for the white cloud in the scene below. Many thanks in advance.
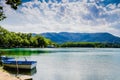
[1,0,120,37]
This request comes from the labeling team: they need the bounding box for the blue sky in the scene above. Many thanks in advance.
[0,0,120,37]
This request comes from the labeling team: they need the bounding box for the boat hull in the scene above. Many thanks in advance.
[3,61,37,69]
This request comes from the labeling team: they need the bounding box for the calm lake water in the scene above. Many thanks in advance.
[1,48,120,80]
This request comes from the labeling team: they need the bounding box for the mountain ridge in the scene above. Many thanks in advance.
[39,32,120,43]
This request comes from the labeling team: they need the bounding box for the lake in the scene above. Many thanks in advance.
[1,48,120,80]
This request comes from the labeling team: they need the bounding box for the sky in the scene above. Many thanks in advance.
[0,0,120,37]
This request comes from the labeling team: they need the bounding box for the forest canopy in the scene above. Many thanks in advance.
[60,42,120,48]
[0,26,55,48]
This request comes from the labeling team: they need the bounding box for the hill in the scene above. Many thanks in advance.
[41,32,120,43]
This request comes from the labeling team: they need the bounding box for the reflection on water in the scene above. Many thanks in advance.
[4,67,37,76]
[0,48,50,56]
[0,48,120,80]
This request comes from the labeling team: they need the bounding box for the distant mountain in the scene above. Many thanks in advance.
[40,32,120,43]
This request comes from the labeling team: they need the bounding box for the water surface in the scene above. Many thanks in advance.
[1,48,120,80]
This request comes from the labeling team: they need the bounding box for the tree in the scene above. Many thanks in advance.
[0,26,55,48]
[0,6,6,21]
[0,0,21,21]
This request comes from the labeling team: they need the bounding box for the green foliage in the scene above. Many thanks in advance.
[6,0,21,10]
[60,42,120,48]
[0,6,6,21]
[0,26,54,48]
[0,0,21,21]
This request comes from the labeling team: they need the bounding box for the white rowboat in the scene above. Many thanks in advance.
[3,61,37,69]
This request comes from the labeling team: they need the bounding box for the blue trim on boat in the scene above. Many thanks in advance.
[3,61,37,65]
[0,56,15,62]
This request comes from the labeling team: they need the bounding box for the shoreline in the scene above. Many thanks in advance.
[0,67,19,80]
[0,67,33,80]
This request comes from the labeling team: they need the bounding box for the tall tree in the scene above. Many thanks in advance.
[0,0,21,21]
